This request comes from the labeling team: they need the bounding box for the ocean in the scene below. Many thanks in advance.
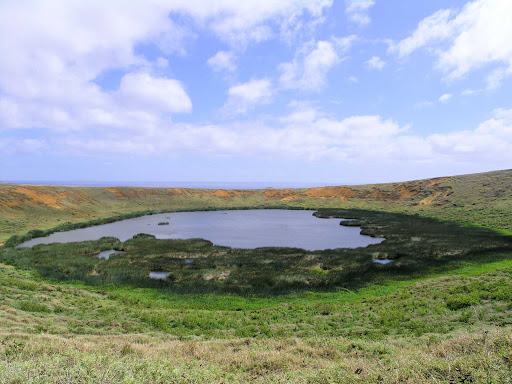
[3,180,342,189]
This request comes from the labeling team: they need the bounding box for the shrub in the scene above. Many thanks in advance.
[19,300,51,313]
[445,295,479,310]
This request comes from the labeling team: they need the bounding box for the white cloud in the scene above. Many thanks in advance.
[348,76,358,83]
[438,93,453,103]
[207,51,237,72]
[461,89,481,96]
[222,78,273,116]
[1,0,510,177]
[366,56,385,70]
[156,58,169,68]
[392,0,512,85]
[345,0,375,26]
[279,37,355,91]
[332,35,358,52]
[427,108,512,160]
[4,104,512,173]
[392,9,454,58]
[486,66,512,90]
[185,0,332,47]
[0,0,333,134]
[118,72,192,114]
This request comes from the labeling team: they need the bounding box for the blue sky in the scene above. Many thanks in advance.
[1,0,511,185]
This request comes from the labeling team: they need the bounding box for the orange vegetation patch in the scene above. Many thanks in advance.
[305,186,359,201]
[263,189,296,199]
[363,189,397,201]
[183,189,257,198]
[103,187,184,198]
[230,190,258,197]
[212,190,233,198]
[428,177,451,186]
[396,184,420,200]
[263,189,302,202]
[418,191,443,207]
[103,187,152,197]
[0,186,98,210]
[104,187,125,197]
[1,187,67,209]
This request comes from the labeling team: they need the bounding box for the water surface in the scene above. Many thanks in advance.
[374,259,394,264]
[96,249,124,260]
[19,209,384,251]
[149,271,171,280]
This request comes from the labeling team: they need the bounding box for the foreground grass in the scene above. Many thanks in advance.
[2,254,512,382]
[2,328,511,383]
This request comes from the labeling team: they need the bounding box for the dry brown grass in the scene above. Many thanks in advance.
[1,328,511,383]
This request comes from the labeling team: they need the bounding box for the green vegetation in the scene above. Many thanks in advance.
[2,255,512,382]
[4,210,511,296]
[1,170,512,382]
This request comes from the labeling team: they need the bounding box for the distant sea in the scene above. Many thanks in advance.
[3,180,344,189]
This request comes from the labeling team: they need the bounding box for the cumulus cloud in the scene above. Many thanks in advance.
[4,104,510,172]
[391,9,455,58]
[279,37,355,91]
[186,0,332,46]
[0,0,333,134]
[207,51,237,72]
[391,0,512,86]
[438,93,453,103]
[118,72,192,113]
[366,56,385,70]
[345,0,375,26]
[486,66,512,90]
[221,79,273,116]
[461,89,481,96]
[1,0,510,177]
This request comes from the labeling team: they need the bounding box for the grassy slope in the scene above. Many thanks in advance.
[1,169,511,243]
[1,169,512,383]
[2,260,512,383]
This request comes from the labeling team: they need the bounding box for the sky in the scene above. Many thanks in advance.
[1,0,511,185]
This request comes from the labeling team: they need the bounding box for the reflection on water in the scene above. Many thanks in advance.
[96,249,124,260]
[19,209,385,251]
[374,259,394,264]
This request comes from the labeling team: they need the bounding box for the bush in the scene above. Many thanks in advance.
[19,300,51,313]
[446,295,479,310]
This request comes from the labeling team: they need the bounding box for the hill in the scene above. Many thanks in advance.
[1,169,512,383]
[0,169,511,243]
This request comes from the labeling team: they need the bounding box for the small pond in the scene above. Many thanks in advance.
[149,271,171,280]
[96,249,125,260]
[373,259,394,264]
[18,209,384,251]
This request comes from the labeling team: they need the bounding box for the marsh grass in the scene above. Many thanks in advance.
[2,206,512,382]
[4,209,511,296]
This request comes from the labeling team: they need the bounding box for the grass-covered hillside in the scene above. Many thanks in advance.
[1,169,511,243]
[2,251,512,382]
[1,169,512,383]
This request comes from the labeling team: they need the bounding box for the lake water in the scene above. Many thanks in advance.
[373,259,394,264]
[96,249,125,260]
[19,209,384,251]
[149,271,171,280]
